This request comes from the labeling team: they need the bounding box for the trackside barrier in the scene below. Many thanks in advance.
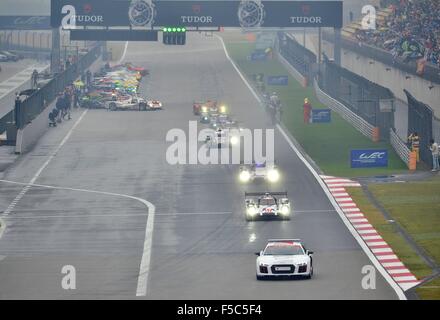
[313,78,376,141]
[276,50,307,88]
[390,128,416,170]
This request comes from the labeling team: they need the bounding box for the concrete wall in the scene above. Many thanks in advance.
[15,56,103,154]
[339,49,440,117]
[15,100,51,154]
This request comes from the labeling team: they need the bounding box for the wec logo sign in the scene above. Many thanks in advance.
[351,149,388,168]
[359,152,386,160]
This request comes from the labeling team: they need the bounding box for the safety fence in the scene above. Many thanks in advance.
[313,78,376,141]
[14,44,102,131]
[405,89,436,165]
[277,32,316,86]
[320,60,395,141]
[390,128,415,169]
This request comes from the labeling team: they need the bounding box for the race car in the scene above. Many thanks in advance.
[204,128,230,148]
[106,94,147,111]
[146,99,163,110]
[193,100,218,115]
[255,239,313,280]
[239,162,280,183]
[245,191,290,221]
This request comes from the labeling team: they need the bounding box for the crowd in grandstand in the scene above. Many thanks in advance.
[355,0,440,68]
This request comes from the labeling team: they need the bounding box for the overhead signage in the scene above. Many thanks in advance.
[51,0,343,28]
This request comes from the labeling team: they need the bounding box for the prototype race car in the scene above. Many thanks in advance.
[245,192,290,221]
[106,94,147,111]
[193,100,218,115]
[239,162,280,183]
[255,239,314,280]
[204,129,230,148]
[146,99,163,110]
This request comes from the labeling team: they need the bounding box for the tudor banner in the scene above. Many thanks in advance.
[51,0,342,29]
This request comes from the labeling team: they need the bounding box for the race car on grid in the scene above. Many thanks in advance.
[244,191,291,221]
[239,162,280,184]
[146,99,163,110]
[255,239,314,280]
[106,94,148,111]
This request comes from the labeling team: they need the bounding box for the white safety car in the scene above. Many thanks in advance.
[255,239,313,280]
[245,192,291,221]
[239,162,280,183]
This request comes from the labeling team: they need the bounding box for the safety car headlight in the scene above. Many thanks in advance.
[267,169,280,183]
[280,205,290,215]
[239,170,251,182]
[230,136,239,146]
[247,206,257,216]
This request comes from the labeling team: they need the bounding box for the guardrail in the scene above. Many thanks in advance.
[313,78,377,141]
[390,128,416,170]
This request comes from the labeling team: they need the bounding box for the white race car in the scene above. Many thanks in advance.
[239,162,280,183]
[255,239,314,280]
[106,94,147,111]
[146,99,163,110]
[245,192,291,221]
[204,128,241,148]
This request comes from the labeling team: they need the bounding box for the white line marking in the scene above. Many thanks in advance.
[1,110,89,218]
[377,254,398,261]
[362,235,383,241]
[0,178,155,297]
[394,276,417,281]
[118,41,129,64]
[366,241,388,246]
[372,248,393,253]
[382,262,404,267]
[388,269,411,274]
[215,34,407,300]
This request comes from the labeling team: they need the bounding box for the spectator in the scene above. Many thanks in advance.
[408,131,421,162]
[429,139,439,171]
[355,0,440,68]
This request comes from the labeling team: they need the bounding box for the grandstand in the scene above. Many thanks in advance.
[342,0,440,68]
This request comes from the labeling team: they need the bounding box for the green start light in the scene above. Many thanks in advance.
[163,27,187,33]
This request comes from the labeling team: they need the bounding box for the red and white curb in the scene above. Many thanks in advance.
[320,175,421,291]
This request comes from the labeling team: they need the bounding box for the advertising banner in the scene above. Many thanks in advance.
[51,0,343,28]
[267,76,288,86]
[0,16,51,30]
[350,149,388,168]
[311,109,331,123]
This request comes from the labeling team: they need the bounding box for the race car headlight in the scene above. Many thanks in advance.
[267,169,280,183]
[280,205,290,215]
[247,206,257,216]
[230,136,239,146]
[220,105,227,113]
[202,106,208,113]
[239,170,251,182]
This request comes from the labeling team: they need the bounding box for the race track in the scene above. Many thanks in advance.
[0,33,398,299]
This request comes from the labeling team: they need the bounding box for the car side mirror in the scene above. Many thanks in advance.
[306,250,314,255]
[255,252,260,256]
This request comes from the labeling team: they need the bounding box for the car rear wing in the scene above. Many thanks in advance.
[245,191,288,197]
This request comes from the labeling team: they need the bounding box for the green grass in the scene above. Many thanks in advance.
[222,36,408,177]
[347,177,440,299]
